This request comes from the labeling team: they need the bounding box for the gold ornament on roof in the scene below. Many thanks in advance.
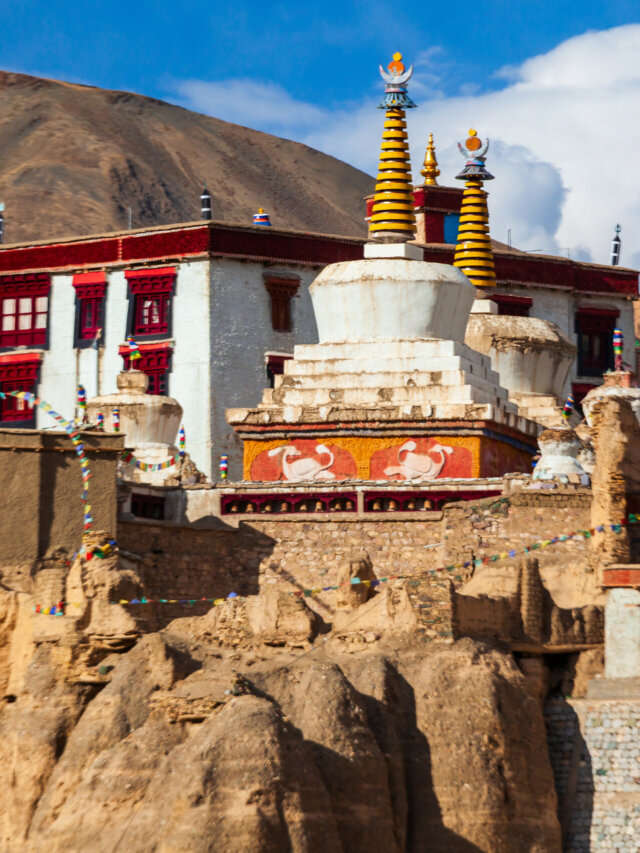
[421,132,440,186]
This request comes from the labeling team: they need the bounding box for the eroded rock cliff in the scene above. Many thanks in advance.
[0,578,562,853]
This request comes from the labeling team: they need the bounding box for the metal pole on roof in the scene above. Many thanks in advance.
[611,224,622,266]
[0,203,4,244]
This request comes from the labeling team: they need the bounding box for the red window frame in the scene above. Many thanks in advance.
[73,272,107,341]
[264,276,300,332]
[125,267,175,337]
[0,274,50,348]
[119,342,172,396]
[0,352,41,423]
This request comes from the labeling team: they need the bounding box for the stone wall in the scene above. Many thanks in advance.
[118,488,595,640]
[545,696,640,852]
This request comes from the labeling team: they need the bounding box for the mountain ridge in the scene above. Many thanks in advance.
[0,70,372,244]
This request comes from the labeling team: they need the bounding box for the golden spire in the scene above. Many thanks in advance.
[453,128,496,288]
[369,53,416,243]
[421,132,439,186]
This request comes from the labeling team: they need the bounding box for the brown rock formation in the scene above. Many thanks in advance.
[0,582,563,852]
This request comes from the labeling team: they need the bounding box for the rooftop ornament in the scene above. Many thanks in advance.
[369,52,417,243]
[253,207,271,226]
[453,129,497,289]
[421,132,440,186]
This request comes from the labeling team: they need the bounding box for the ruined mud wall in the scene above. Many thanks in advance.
[0,430,123,582]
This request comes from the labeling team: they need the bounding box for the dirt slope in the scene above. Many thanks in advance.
[0,71,373,243]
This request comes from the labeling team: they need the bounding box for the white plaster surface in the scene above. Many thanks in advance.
[210,258,319,479]
[310,259,475,344]
[605,588,640,678]
[363,242,423,260]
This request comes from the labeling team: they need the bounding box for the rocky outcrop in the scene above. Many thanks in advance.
[0,584,563,852]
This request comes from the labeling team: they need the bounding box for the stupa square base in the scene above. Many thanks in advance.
[241,424,535,482]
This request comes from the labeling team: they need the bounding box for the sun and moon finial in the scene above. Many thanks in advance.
[421,132,440,186]
[378,51,416,110]
[456,128,493,181]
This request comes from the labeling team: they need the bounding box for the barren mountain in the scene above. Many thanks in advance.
[0,71,373,244]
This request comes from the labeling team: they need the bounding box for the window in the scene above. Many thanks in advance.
[264,276,299,332]
[125,267,175,337]
[131,493,165,520]
[575,308,617,377]
[73,272,106,343]
[0,274,50,348]
[491,294,532,317]
[0,353,41,424]
[265,352,293,388]
[119,342,171,396]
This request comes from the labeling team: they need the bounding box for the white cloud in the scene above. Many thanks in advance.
[173,78,327,135]
[171,24,640,265]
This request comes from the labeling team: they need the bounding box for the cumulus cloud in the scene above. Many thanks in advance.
[172,25,640,265]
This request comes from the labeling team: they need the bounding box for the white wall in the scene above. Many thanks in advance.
[210,258,320,480]
[170,260,211,478]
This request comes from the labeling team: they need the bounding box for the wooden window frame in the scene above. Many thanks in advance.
[119,342,172,396]
[264,276,299,332]
[0,354,41,424]
[125,268,175,338]
[0,274,50,349]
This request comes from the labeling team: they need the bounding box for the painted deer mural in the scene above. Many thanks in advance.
[384,440,453,481]
[268,444,336,481]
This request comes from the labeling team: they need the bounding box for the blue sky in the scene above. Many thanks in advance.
[3,1,640,263]
[3,0,638,112]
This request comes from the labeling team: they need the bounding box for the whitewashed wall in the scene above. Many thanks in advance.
[210,258,320,480]
[170,260,211,478]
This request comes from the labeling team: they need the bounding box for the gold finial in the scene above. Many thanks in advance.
[421,132,440,186]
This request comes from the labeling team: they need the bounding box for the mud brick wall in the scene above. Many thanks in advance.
[118,491,592,635]
[545,697,640,852]
[441,490,592,571]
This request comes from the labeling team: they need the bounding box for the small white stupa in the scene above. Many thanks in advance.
[87,370,183,485]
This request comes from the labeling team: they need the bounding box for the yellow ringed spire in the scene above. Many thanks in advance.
[369,52,416,243]
[452,128,496,288]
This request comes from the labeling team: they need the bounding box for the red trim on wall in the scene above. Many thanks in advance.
[575,306,620,317]
[125,268,175,295]
[602,567,640,588]
[0,350,43,366]
[125,266,176,280]
[0,240,120,273]
[0,272,51,295]
[0,352,41,381]
[492,293,533,307]
[121,230,209,262]
[118,340,173,356]
[118,343,172,395]
[73,271,106,300]
[0,223,635,296]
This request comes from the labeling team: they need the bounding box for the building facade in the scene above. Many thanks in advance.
[0,205,636,480]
